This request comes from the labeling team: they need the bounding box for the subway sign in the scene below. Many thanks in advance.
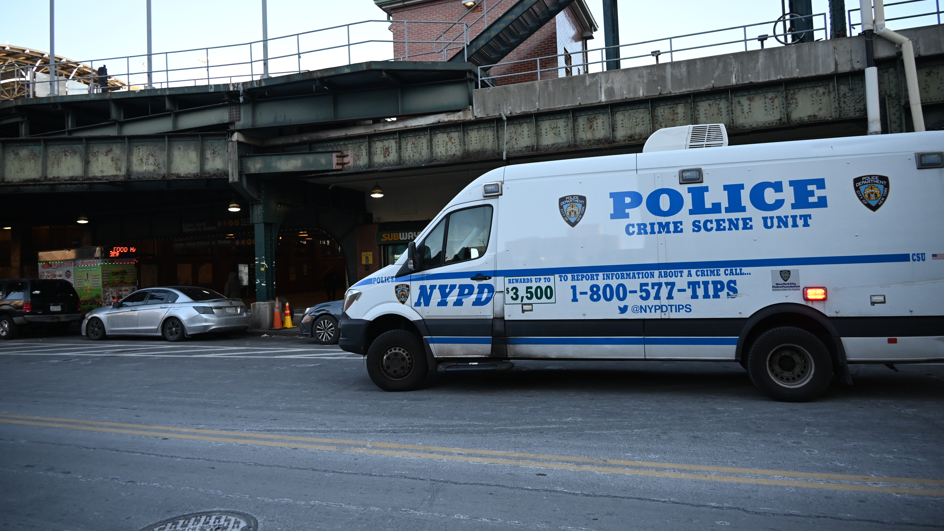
[376,230,422,245]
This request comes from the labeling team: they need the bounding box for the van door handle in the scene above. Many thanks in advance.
[471,274,492,281]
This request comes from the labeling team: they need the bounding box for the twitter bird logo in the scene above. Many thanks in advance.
[618,305,628,314]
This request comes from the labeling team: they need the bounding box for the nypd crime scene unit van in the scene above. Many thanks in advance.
[339,124,944,401]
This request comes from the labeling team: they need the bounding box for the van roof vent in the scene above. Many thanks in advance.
[688,124,727,149]
[642,124,729,153]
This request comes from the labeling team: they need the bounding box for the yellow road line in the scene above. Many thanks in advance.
[2,413,942,496]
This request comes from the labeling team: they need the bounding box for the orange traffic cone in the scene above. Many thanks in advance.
[272,302,283,329]
[282,302,296,328]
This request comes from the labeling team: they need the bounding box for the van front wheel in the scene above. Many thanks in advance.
[366,330,428,391]
[747,326,833,402]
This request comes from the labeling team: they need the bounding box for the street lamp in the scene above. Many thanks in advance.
[370,183,384,198]
[227,198,241,212]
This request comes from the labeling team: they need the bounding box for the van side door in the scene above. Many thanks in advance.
[411,201,498,358]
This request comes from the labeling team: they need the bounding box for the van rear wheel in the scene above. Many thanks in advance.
[366,330,428,391]
[747,326,833,402]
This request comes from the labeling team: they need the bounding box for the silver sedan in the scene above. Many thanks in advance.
[81,286,249,341]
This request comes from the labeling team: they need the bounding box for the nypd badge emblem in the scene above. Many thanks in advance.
[853,175,890,212]
[559,195,587,227]
[395,284,409,304]
[779,270,791,282]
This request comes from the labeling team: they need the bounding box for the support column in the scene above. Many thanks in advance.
[829,0,847,38]
[789,0,814,43]
[251,182,280,301]
[602,0,620,71]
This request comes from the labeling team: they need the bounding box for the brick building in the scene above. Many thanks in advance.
[375,0,597,84]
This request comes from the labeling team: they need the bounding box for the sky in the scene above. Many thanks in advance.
[1,0,939,87]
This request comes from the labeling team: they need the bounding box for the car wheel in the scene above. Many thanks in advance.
[86,318,106,340]
[0,315,18,340]
[312,315,338,345]
[161,317,186,342]
[747,326,833,402]
[366,330,429,391]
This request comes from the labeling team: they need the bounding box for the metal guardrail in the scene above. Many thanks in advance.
[477,13,829,87]
[11,19,469,97]
[848,0,941,30]
[476,0,943,88]
[10,0,944,98]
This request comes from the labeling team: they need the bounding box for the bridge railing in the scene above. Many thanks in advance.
[16,19,469,98]
[848,0,941,31]
[478,13,831,87]
[477,0,943,87]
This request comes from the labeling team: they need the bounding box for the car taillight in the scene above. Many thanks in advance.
[803,287,827,301]
[23,302,32,313]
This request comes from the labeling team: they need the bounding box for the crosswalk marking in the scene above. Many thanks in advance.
[0,341,360,360]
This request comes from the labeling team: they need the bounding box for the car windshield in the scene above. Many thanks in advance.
[176,287,226,301]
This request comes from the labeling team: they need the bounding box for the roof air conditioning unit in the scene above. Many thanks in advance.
[643,124,728,153]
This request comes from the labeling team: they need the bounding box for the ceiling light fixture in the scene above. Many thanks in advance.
[370,183,384,198]
[227,197,241,212]
[76,215,89,224]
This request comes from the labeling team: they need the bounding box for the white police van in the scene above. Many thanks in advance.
[339,124,944,401]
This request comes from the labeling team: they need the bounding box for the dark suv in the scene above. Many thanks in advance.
[0,279,83,339]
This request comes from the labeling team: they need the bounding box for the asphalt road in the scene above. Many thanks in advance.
[0,331,942,531]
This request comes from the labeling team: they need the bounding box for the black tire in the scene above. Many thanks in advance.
[366,330,429,391]
[312,315,338,345]
[86,318,106,340]
[0,315,18,340]
[747,326,833,402]
[161,317,186,342]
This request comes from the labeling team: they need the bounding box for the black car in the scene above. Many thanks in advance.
[0,279,83,339]
[299,300,342,344]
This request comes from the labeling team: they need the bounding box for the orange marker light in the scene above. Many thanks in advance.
[803,287,827,301]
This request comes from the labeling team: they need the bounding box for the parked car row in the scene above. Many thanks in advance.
[1,278,341,343]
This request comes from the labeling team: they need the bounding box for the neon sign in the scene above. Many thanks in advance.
[109,246,137,258]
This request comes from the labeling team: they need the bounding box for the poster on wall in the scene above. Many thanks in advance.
[101,260,138,304]
[37,260,75,285]
[74,260,104,311]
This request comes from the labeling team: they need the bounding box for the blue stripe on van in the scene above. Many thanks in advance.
[505,337,737,346]
[354,253,909,286]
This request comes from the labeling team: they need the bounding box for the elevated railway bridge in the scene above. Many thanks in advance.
[1,13,943,305]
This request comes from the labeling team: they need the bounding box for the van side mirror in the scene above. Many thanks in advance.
[408,241,417,271]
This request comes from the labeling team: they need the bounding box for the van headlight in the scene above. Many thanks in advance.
[342,289,361,314]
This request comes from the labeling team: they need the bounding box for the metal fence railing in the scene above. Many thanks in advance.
[6,19,469,99]
[848,0,941,31]
[476,0,943,87]
[7,0,944,99]
[478,13,831,87]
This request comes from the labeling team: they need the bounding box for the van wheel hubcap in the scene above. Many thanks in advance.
[767,344,814,388]
[381,347,413,380]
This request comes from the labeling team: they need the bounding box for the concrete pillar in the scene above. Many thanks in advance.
[355,222,380,281]
[11,226,24,277]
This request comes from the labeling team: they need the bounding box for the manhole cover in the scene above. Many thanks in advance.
[138,511,257,531]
